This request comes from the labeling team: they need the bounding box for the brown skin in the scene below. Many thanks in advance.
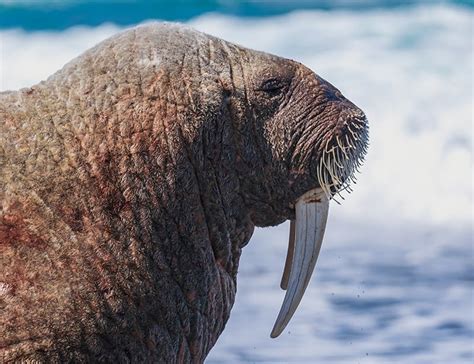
[0,23,366,363]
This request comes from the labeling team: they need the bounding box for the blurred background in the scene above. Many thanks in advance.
[1,1,472,362]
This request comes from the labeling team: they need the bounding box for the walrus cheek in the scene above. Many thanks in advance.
[271,188,329,338]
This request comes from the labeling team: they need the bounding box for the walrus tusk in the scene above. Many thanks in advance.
[271,188,329,338]
[280,219,295,290]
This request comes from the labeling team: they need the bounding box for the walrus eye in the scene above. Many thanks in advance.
[257,78,286,95]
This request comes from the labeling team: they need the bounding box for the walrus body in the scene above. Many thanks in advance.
[0,23,368,362]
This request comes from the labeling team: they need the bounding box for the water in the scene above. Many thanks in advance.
[1,1,472,30]
[1,2,472,363]
[209,222,472,363]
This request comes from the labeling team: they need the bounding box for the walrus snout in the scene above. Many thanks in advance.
[316,104,368,200]
[270,66,368,337]
[280,66,368,200]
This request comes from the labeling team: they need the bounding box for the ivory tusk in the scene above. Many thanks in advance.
[271,189,329,338]
[280,220,296,290]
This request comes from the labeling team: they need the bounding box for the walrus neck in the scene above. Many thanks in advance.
[1,75,254,361]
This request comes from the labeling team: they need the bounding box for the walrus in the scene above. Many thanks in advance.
[0,23,368,362]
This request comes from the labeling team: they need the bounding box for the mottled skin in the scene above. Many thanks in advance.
[0,23,366,363]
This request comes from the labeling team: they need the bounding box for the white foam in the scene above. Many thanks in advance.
[0,24,121,91]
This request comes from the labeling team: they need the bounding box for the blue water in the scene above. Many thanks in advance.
[0,0,472,30]
[209,222,472,363]
[1,1,472,363]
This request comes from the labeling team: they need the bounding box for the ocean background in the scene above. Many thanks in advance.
[1,1,472,363]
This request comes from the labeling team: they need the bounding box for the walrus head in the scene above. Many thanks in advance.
[215,44,369,337]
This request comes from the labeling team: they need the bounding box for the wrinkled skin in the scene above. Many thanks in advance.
[0,23,366,363]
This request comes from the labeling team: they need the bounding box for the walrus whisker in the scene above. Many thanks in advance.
[332,195,342,205]
[347,134,357,150]
[348,126,359,140]
[324,156,342,185]
[314,117,368,203]
[317,158,328,198]
[333,150,344,169]
[336,136,347,157]
[336,189,346,200]
[335,158,344,169]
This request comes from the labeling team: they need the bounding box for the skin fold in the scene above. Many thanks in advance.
[0,23,367,363]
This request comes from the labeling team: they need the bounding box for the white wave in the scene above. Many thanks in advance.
[0,24,121,90]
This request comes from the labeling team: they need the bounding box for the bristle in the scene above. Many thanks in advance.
[316,118,368,202]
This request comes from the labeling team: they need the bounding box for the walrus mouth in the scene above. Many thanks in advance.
[271,114,368,338]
